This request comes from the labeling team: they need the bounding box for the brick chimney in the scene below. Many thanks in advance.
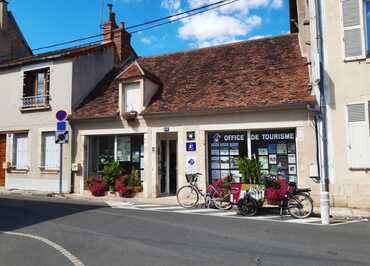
[0,0,8,31]
[102,4,133,64]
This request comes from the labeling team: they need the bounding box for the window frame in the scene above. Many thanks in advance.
[41,131,60,171]
[12,133,29,171]
[124,82,142,113]
[22,67,50,109]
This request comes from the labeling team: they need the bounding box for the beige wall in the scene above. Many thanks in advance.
[314,1,370,208]
[0,50,115,192]
[72,109,319,200]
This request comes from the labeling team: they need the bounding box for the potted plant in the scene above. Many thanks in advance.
[123,111,138,121]
[102,161,122,193]
[130,168,143,193]
[238,157,263,190]
[87,177,108,197]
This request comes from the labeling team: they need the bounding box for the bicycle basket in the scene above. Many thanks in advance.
[185,174,193,183]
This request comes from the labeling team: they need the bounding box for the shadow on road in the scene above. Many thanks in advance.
[0,196,104,232]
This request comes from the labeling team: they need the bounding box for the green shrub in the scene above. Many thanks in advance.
[238,157,262,184]
[102,161,123,186]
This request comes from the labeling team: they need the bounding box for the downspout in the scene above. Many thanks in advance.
[314,0,331,224]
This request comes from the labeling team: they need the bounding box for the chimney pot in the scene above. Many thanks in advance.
[0,0,8,31]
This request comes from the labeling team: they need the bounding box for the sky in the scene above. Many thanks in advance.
[8,0,290,56]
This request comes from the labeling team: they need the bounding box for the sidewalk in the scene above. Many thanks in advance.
[1,188,370,219]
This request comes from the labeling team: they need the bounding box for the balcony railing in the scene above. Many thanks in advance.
[21,95,50,109]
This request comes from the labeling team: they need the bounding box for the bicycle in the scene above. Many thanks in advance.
[176,173,232,210]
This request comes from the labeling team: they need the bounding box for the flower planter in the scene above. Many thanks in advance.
[123,111,138,121]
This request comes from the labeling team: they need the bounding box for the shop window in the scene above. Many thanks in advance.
[13,133,29,170]
[208,132,248,183]
[91,135,144,177]
[41,132,60,170]
[251,130,297,183]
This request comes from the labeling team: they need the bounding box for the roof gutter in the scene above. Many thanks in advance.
[143,102,313,119]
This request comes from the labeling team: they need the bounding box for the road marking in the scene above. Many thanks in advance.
[2,231,85,266]
[133,204,163,208]
[174,208,221,213]
[144,206,184,211]
[207,211,237,217]
[284,217,321,223]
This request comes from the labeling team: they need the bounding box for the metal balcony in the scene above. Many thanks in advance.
[21,95,50,109]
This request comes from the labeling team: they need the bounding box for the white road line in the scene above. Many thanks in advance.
[284,217,321,224]
[144,206,184,211]
[207,211,238,217]
[242,215,285,220]
[174,208,222,213]
[2,231,85,266]
[133,204,162,208]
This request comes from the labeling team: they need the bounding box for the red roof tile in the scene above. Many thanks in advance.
[72,34,311,120]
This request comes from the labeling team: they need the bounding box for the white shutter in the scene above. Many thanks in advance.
[347,103,370,168]
[14,134,28,169]
[125,83,141,112]
[341,0,366,60]
[43,132,60,170]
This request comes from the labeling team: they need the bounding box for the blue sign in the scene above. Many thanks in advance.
[56,110,67,121]
[57,121,66,131]
[186,142,196,152]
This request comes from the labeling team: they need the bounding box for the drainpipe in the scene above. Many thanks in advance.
[311,0,330,225]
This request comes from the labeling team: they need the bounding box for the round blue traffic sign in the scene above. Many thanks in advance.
[56,110,67,121]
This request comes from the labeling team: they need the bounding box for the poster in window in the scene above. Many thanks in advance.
[231,170,241,181]
[221,170,230,178]
[211,144,220,155]
[259,156,268,170]
[277,156,288,170]
[117,136,131,161]
[268,154,277,164]
[212,170,221,181]
[268,144,277,154]
[289,165,297,175]
[288,154,296,164]
[289,175,297,182]
[220,143,229,155]
[132,151,140,163]
[287,143,296,153]
[269,165,278,175]
[258,148,268,155]
[276,143,287,154]
[220,156,229,169]
[230,157,239,168]
[229,143,239,155]
[211,157,220,169]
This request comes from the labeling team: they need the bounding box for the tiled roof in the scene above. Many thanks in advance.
[0,42,113,70]
[72,34,311,120]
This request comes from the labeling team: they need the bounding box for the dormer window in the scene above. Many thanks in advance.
[22,68,50,110]
[124,82,141,113]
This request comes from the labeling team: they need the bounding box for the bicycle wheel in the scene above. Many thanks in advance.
[238,198,258,216]
[177,185,199,208]
[288,193,313,219]
[213,193,232,210]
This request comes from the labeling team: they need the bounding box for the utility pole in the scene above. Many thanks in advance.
[311,0,330,225]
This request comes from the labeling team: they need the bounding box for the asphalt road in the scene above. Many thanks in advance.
[0,195,369,266]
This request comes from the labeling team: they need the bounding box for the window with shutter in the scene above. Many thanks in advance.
[13,133,29,170]
[22,68,50,109]
[42,132,60,170]
[347,103,370,168]
[341,0,366,60]
[125,83,142,112]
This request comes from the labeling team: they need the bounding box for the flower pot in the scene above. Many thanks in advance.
[123,111,138,121]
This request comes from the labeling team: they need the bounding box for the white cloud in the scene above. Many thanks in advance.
[161,0,283,47]
[140,37,153,45]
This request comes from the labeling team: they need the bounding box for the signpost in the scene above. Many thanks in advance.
[55,110,68,194]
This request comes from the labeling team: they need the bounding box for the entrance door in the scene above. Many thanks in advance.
[0,135,6,187]
[160,139,177,195]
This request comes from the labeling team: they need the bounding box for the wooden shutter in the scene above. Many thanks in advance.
[341,0,366,60]
[347,103,370,168]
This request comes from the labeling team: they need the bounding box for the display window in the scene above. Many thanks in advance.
[207,132,248,183]
[251,130,297,183]
[207,129,298,184]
